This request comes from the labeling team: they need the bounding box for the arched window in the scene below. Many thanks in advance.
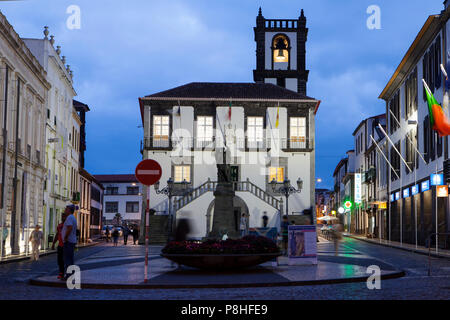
[272,34,290,64]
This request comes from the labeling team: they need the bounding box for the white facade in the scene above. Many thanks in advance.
[0,12,50,257]
[23,31,80,247]
[96,178,143,224]
[140,88,317,240]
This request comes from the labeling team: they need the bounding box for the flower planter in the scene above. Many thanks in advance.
[161,252,281,270]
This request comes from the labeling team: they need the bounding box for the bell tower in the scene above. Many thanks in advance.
[253,8,309,95]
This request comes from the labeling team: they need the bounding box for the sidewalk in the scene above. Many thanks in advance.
[345,234,450,259]
[0,240,101,264]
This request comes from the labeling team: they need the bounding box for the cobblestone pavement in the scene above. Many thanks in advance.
[0,238,449,300]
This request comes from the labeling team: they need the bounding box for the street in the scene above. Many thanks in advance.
[0,237,449,300]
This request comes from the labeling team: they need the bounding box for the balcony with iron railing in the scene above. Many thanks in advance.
[141,136,314,152]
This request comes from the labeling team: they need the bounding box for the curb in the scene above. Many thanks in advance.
[345,235,450,260]
[0,241,102,265]
[28,269,405,290]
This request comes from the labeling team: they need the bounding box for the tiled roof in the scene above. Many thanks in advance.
[144,82,315,101]
[93,174,138,183]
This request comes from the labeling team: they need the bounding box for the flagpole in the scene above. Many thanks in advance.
[388,109,420,249]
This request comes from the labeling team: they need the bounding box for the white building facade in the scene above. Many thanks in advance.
[23,29,81,248]
[94,175,142,226]
[0,12,50,258]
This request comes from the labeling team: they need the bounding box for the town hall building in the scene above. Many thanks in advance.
[138,9,319,239]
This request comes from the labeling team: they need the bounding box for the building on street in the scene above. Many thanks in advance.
[0,12,50,258]
[94,174,142,226]
[378,1,450,248]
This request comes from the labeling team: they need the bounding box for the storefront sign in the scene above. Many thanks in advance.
[355,173,362,204]
[378,202,387,209]
[431,174,444,186]
[437,185,449,198]
[422,180,430,192]
[411,184,419,196]
[390,194,395,202]
[403,188,410,198]
[288,225,318,265]
[395,192,400,201]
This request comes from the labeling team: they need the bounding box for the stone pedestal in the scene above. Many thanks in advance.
[209,183,239,239]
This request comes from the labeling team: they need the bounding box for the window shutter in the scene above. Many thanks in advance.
[423,53,428,102]
[424,116,430,163]
[435,36,442,90]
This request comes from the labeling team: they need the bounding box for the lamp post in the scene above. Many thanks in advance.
[270,178,303,216]
[155,178,190,237]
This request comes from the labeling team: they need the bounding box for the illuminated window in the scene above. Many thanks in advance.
[290,117,306,148]
[174,165,190,183]
[247,117,264,147]
[197,116,213,147]
[153,115,169,147]
[273,35,289,63]
[269,167,284,183]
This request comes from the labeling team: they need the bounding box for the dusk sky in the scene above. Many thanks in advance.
[0,0,445,189]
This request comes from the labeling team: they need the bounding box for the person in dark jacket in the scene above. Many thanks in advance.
[112,228,119,246]
[132,227,139,245]
[262,212,269,228]
[123,226,130,245]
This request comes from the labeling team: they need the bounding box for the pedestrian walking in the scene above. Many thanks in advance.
[29,225,43,261]
[332,223,343,256]
[1,226,8,257]
[281,215,290,255]
[112,227,119,246]
[105,226,110,242]
[62,204,78,279]
[123,225,129,245]
[132,227,139,245]
[262,212,269,228]
[52,212,68,279]
[239,213,247,237]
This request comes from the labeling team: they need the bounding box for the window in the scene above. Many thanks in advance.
[174,165,190,183]
[405,68,418,119]
[105,202,118,213]
[105,187,118,195]
[389,92,400,134]
[290,117,306,148]
[127,186,139,195]
[247,117,264,148]
[153,115,169,147]
[390,141,401,181]
[269,167,284,183]
[405,129,417,174]
[423,36,441,101]
[196,116,213,147]
[126,202,139,213]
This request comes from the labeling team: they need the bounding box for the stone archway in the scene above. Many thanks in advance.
[205,195,249,237]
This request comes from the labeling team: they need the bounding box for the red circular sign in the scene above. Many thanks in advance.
[135,159,162,186]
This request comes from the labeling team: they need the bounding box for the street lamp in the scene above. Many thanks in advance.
[155,178,175,234]
[270,177,303,216]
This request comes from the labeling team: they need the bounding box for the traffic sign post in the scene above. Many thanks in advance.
[135,159,162,283]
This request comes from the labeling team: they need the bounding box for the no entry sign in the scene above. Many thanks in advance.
[135,159,162,186]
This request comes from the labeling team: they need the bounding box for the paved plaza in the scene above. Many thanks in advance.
[0,236,449,299]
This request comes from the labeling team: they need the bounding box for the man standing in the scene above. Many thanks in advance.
[239,213,247,238]
[262,212,269,228]
[52,212,68,279]
[62,204,78,278]
[29,225,43,261]
[122,225,129,245]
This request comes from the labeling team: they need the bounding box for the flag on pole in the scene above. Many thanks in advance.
[275,105,280,128]
[423,79,450,137]
[228,101,232,121]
